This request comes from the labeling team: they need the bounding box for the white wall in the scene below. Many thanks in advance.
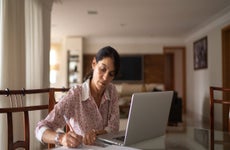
[185,10,230,127]
[83,37,184,54]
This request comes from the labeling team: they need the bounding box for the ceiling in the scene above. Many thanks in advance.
[51,0,230,42]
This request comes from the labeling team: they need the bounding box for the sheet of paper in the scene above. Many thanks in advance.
[103,145,140,150]
[53,145,140,150]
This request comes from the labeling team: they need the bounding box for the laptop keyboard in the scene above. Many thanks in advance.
[113,136,125,141]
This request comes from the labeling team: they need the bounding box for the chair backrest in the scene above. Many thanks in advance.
[0,87,69,150]
[48,88,70,112]
[209,86,230,150]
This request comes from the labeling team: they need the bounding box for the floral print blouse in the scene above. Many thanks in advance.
[35,79,120,142]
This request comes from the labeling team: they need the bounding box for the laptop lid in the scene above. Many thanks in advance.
[97,91,173,146]
[124,91,173,145]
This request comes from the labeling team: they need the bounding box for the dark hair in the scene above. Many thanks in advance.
[83,46,120,81]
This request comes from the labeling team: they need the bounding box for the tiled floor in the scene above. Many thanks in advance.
[183,112,209,129]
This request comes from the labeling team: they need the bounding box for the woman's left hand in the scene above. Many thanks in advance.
[83,129,97,145]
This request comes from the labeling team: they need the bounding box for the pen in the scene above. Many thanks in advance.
[63,115,83,147]
[63,115,76,133]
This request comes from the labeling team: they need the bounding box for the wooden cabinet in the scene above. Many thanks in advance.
[83,54,94,78]
[144,54,165,83]
[83,54,166,84]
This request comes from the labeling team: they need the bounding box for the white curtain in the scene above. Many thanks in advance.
[25,0,53,148]
[25,0,52,90]
[0,0,53,149]
[0,0,26,89]
[0,1,26,149]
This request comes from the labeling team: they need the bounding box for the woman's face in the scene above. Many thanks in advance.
[92,57,116,91]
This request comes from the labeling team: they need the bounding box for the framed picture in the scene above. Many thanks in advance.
[193,36,208,70]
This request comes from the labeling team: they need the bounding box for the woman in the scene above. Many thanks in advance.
[35,46,120,148]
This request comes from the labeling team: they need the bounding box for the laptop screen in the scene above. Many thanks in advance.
[124,91,173,145]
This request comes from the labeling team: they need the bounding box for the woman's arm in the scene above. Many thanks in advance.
[42,128,83,148]
[105,85,120,132]
[41,129,61,144]
[35,87,82,146]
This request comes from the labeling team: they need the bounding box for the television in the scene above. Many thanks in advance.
[114,55,144,82]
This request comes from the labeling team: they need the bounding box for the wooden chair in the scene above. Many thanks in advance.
[210,86,230,150]
[0,87,69,150]
[48,88,69,112]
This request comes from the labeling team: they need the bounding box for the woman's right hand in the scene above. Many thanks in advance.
[60,131,83,148]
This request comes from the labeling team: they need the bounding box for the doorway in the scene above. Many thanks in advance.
[222,25,230,131]
[163,47,186,113]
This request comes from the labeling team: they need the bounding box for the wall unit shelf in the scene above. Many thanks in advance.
[65,37,83,88]
[67,50,80,87]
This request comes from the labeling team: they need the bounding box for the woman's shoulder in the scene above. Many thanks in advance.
[59,85,83,104]
[68,84,83,94]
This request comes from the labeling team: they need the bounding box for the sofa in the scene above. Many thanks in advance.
[115,83,164,117]
[115,83,164,104]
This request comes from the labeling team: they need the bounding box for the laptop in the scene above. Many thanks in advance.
[97,91,174,146]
